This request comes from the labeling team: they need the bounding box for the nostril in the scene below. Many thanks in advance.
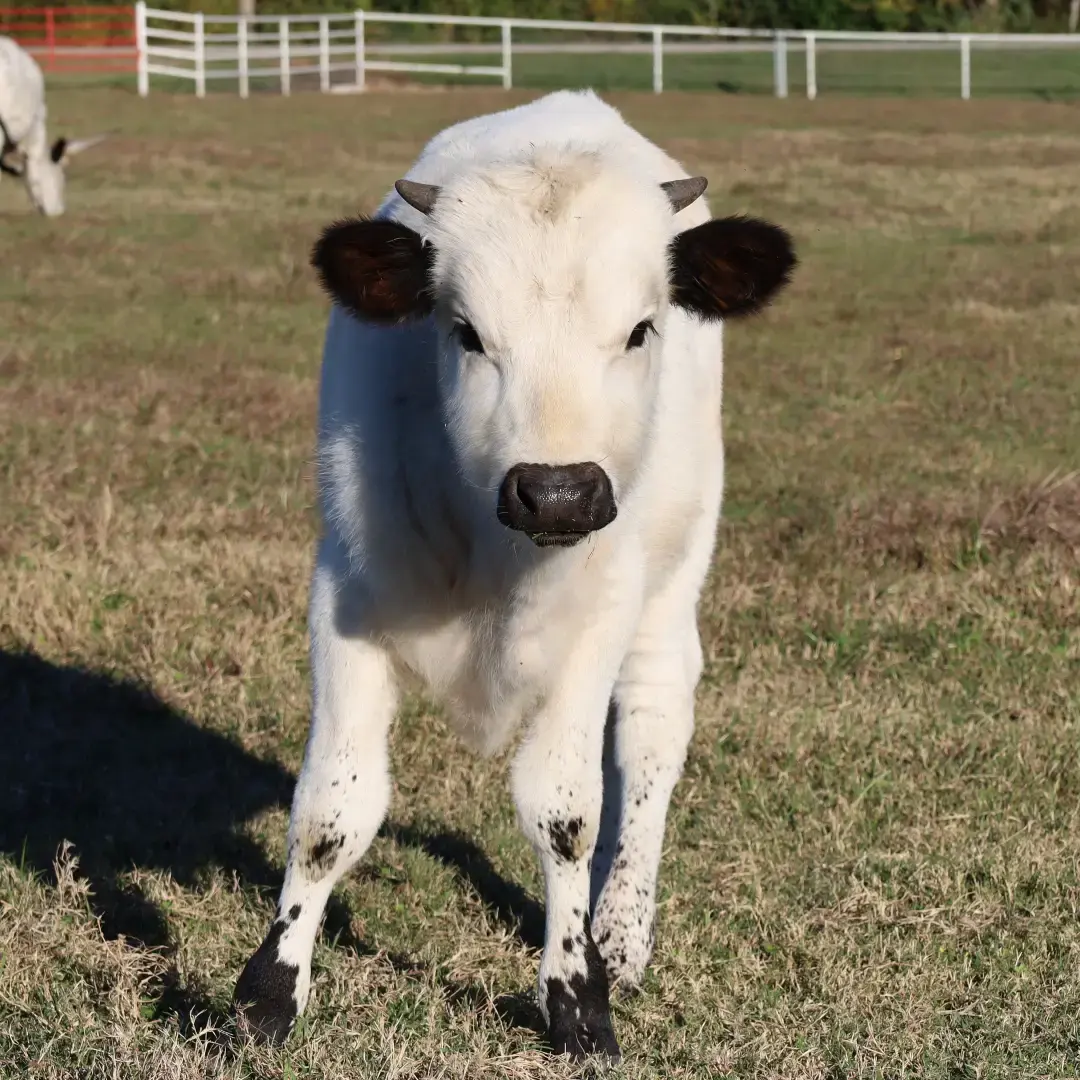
[586,468,616,528]
[515,477,540,518]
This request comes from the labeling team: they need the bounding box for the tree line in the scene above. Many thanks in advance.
[40,0,1080,32]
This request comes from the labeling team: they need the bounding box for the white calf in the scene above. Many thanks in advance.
[235,89,795,1061]
[0,36,108,215]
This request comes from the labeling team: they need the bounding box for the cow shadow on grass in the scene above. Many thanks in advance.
[382,823,546,951]
[0,648,547,1039]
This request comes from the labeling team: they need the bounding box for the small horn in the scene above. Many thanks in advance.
[661,176,708,213]
[64,133,111,158]
[395,179,441,216]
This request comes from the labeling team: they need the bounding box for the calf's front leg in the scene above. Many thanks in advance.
[234,558,397,1044]
[511,589,641,1061]
[591,603,701,991]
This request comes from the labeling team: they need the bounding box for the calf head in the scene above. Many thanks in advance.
[312,152,795,547]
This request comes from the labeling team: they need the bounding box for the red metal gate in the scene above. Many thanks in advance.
[0,5,137,74]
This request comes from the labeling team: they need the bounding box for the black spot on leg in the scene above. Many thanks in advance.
[544,916,620,1062]
[305,829,346,878]
[233,920,299,1046]
[563,936,575,953]
[288,904,302,922]
[548,817,584,862]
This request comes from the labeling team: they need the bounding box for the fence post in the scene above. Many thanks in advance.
[135,0,149,97]
[319,16,330,92]
[805,31,817,100]
[194,11,206,98]
[773,31,787,98]
[652,27,663,94]
[45,7,55,73]
[279,17,290,96]
[960,34,971,100]
[354,9,365,90]
[501,20,512,89]
[238,16,249,99]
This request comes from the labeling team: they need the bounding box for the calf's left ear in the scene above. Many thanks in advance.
[669,216,796,321]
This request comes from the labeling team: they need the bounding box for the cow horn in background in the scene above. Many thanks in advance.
[661,176,708,213]
[63,133,112,158]
[395,179,441,215]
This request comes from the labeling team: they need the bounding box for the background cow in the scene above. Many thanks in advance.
[0,35,107,216]
[235,89,795,1061]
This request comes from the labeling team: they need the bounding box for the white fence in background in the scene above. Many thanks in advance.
[134,2,1080,100]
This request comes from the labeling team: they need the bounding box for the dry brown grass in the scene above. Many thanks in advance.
[1,88,1078,1078]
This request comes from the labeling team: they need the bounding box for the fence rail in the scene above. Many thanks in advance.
[11,2,1067,99]
[1,5,136,73]
[3,4,1078,95]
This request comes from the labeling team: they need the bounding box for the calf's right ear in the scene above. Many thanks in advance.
[311,217,434,324]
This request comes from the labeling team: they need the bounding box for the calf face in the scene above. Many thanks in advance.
[312,153,795,543]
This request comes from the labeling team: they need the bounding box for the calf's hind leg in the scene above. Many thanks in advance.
[234,561,397,1044]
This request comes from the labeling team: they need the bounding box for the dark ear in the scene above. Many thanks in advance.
[0,153,24,178]
[311,217,434,324]
[669,216,796,321]
[50,137,67,164]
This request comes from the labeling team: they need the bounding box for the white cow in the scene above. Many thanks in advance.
[235,89,795,1061]
[0,36,107,215]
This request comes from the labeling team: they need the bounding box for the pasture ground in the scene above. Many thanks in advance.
[1,87,1078,1079]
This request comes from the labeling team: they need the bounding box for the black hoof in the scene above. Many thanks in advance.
[233,922,299,1046]
[610,977,644,1002]
[548,1015,622,1062]
[545,920,622,1062]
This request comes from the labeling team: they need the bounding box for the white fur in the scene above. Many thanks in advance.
[1,36,68,215]
[268,90,726,1039]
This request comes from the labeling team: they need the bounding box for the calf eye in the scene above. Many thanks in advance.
[626,320,654,350]
[454,320,485,355]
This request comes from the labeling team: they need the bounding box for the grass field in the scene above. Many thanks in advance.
[1,86,1079,1079]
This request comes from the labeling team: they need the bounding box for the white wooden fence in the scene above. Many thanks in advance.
[134,3,1080,101]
